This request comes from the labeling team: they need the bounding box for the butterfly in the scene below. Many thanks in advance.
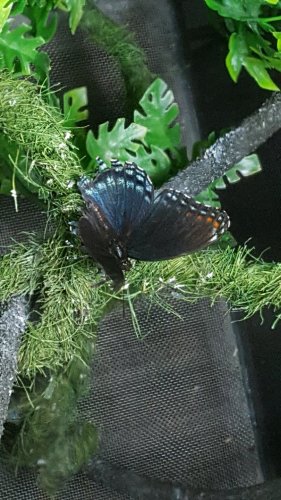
[77,159,230,289]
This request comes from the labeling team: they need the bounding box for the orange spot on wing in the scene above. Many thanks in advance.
[212,220,220,229]
[206,216,220,229]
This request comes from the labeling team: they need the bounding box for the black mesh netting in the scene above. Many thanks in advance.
[1,0,281,498]
[0,297,262,499]
[0,197,47,255]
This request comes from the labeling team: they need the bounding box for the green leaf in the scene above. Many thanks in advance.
[262,55,281,71]
[33,50,50,82]
[204,0,263,20]
[124,145,171,185]
[273,31,281,51]
[0,0,12,33]
[86,118,147,167]
[191,132,217,160]
[57,0,85,34]
[195,184,220,207]
[226,32,248,81]
[243,56,279,90]
[11,0,27,15]
[63,87,89,128]
[0,22,45,75]
[196,154,262,206]
[134,78,181,153]
[225,28,281,89]
[215,154,262,188]
[24,2,58,42]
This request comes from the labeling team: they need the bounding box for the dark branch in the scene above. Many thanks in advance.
[0,296,29,438]
[163,92,281,195]
[87,457,281,500]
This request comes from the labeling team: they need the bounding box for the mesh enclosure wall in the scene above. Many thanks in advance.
[46,0,200,152]
[0,197,47,255]
[0,0,278,498]
[0,298,262,498]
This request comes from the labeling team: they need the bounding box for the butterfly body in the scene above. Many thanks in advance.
[78,160,230,289]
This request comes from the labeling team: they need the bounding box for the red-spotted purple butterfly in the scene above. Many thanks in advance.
[78,159,230,289]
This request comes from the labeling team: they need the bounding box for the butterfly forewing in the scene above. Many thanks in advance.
[77,161,155,288]
[78,162,154,237]
[127,189,230,261]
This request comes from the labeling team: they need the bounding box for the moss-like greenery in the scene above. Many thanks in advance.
[127,246,281,324]
[81,3,154,114]
[4,354,98,495]
[0,237,280,380]
[1,69,281,495]
[0,72,82,219]
[0,234,111,376]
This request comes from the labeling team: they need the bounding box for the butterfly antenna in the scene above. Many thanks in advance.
[122,287,126,319]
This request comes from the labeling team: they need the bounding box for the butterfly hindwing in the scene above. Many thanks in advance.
[127,189,230,260]
[78,203,126,289]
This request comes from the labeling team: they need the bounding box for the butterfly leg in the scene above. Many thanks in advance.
[91,276,123,291]
[91,277,109,288]
[68,220,79,236]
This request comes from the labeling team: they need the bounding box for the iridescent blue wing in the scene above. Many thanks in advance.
[77,162,155,289]
[77,162,154,238]
[127,189,230,260]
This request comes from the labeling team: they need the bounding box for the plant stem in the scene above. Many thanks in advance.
[258,16,281,23]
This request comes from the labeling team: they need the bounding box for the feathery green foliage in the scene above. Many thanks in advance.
[80,2,154,113]
[1,237,281,380]
[0,233,111,376]
[0,73,82,218]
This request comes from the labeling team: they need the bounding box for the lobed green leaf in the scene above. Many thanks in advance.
[86,118,147,169]
[63,87,89,129]
[0,22,48,77]
[57,0,86,34]
[134,78,181,153]
[0,0,12,32]
[243,56,279,90]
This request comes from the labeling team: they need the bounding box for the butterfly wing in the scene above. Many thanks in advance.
[78,162,155,288]
[78,203,125,289]
[127,189,230,261]
[78,162,154,238]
